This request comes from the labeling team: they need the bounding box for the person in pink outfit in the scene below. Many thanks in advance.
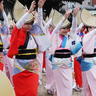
[77,8,96,96]
[49,7,81,96]
[43,18,55,95]
[0,1,10,72]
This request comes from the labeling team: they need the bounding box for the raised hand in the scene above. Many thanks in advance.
[38,0,46,8]
[64,9,72,19]
[32,10,36,16]
[62,9,72,22]
[73,6,80,17]
[28,1,36,13]
[0,1,4,12]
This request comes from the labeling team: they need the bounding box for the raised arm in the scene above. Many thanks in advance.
[77,23,84,32]
[43,18,52,33]
[16,1,36,29]
[83,28,96,54]
[35,0,46,27]
[0,1,8,26]
[70,7,80,32]
[53,9,72,34]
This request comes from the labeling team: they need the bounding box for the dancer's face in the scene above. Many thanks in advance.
[22,22,33,33]
[59,27,68,37]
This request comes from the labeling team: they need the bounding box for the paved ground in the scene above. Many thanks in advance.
[37,73,81,96]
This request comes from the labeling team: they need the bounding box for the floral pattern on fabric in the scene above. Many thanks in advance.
[14,58,39,75]
[0,52,4,64]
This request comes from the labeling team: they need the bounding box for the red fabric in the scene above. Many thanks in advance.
[7,25,27,58]
[13,70,38,96]
[0,62,4,71]
[85,30,88,34]
[43,51,46,68]
[74,57,82,87]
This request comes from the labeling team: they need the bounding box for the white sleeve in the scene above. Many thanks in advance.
[70,17,77,32]
[35,8,42,27]
[44,18,52,34]
[53,21,63,34]
[83,29,96,54]
[16,12,30,29]
[42,20,46,27]
[76,23,84,34]
[2,12,8,26]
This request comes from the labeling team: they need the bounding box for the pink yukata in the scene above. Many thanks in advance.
[77,29,96,96]
[43,18,55,90]
[49,16,82,96]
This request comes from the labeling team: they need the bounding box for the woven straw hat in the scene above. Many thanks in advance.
[48,8,55,20]
[0,70,15,96]
[81,8,96,27]
[7,12,12,26]
[77,11,82,25]
[13,0,34,23]
[52,9,70,27]
[45,15,49,23]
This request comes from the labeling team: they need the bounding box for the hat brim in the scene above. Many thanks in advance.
[0,70,15,96]
[13,0,34,23]
[52,9,70,27]
[80,8,96,27]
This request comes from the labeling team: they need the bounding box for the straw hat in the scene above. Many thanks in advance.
[77,11,82,25]
[52,9,70,27]
[48,8,55,20]
[13,0,34,23]
[81,8,96,27]
[7,12,12,26]
[45,15,49,23]
[0,70,15,96]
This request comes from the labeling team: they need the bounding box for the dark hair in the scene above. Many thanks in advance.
[60,23,71,30]
[25,20,34,25]
[85,26,92,32]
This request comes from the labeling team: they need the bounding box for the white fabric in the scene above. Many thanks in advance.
[2,12,8,26]
[37,53,43,80]
[83,29,96,54]
[52,57,71,66]
[1,35,10,49]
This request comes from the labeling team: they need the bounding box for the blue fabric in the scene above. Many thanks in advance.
[49,54,53,62]
[94,41,96,47]
[12,66,22,76]
[16,59,31,68]
[80,58,94,71]
[79,32,84,37]
[3,51,7,56]
[76,56,82,64]
[61,36,67,48]
[67,62,72,67]
[30,24,45,36]
[72,41,75,45]
[0,24,10,35]
[71,42,82,55]
[45,52,48,58]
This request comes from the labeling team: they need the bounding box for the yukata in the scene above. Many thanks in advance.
[77,29,96,96]
[73,23,85,88]
[7,8,51,96]
[1,12,14,85]
[49,17,82,96]
[43,18,55,90]
[0,12,9,71]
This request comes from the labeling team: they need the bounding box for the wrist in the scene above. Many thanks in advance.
[38,6,42,8]
[1,9,4,12]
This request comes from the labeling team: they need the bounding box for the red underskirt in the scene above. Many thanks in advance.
[13,70,38,96]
